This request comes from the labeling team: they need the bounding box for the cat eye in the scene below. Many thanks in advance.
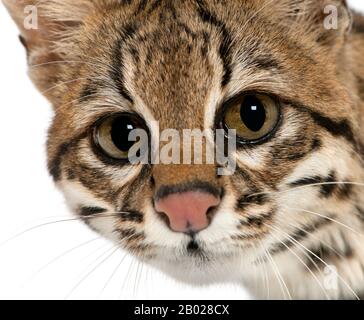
[93,113,146,161]
[222,94,281,144]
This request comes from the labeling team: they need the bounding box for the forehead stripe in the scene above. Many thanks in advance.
[197,0,233,87]
[110,24,139,104]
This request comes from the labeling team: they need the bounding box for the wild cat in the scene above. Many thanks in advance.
[3,0,364,299]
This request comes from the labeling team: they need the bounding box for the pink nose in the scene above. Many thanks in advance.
[155,191,221,233]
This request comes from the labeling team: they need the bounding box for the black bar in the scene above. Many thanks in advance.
[0,300,362,318]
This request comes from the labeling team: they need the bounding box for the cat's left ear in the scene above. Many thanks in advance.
[2,0,96,105]
[317,0,352,43]
[283,0,352,46]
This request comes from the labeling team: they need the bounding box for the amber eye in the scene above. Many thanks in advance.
[93,114,145,160]
[223,94,281,143]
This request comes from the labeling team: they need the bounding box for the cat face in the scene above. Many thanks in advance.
[5,0,364,289]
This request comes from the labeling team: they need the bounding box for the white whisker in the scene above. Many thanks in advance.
[65,245,119,299]
[259,240,292,300]
[23,237,101,286]
[266,223,330,299]
[282,205,364,240]
[268,223,359,300]
[98,251,128,298]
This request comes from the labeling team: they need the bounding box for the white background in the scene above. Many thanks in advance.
[0,1,363,300]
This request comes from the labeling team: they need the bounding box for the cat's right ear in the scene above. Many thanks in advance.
[2,0,96,105]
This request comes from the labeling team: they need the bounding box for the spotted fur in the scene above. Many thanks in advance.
[4,0,364,299]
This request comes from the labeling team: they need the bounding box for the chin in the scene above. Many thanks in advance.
[147,249,245,286]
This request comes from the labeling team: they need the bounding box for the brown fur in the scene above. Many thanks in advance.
[4,0,364,299]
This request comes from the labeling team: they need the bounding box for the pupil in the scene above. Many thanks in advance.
[240,95,266,132]
[111,116,137,152]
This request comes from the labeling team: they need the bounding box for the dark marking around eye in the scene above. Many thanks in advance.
[295,104,364,155]
[80,206,107,217]
[197,0,233,87]
[308,109,356,145]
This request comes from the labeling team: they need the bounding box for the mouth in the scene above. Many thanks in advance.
[177,237,238,263]
[185,239,212,261]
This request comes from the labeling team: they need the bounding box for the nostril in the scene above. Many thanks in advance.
[207,204,219,215]
[156,210,170,227]
[206,204,219,222]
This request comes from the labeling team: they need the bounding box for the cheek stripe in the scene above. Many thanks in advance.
[310,111,355,144]
[296,104,363,152]
[120,211,144,223]
[236,193,268,208]
[48,132,87,181]
[267,217,333,256]
[80,206,107,217]
[305,241,353,270]
[288,171,353,199]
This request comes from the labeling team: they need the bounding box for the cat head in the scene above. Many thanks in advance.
[4,0,362,285]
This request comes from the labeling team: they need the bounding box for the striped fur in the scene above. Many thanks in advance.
[3,0,364,299]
